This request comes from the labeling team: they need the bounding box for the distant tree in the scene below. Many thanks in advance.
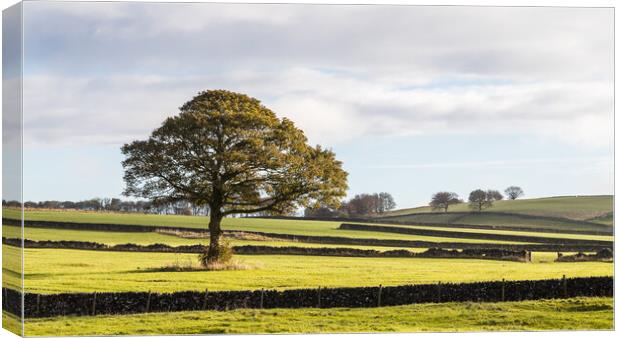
[430,192,461,212]
[468,189,489,212]
[468,189,502,211]
[487,190,503,201]
[378,192,396,214]
[504,186,524,200]
[344,194,376,216]
[340,192,395,216]
[121,90,348,265]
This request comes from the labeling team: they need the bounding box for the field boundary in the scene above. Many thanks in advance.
[3,276,612,318]
[1,237,530,262]
[338,223,613,246]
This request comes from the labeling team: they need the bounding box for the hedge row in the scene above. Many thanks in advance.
[227,231,609,253]
[233,246,530,261]
[556,249,614,262]
[3,237,202,253]
[2,238,529,261]
[4,276,612,318]
[339,223,613,246]
[2,218,155,232]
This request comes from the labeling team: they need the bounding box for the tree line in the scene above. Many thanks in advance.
[430,186,524,212]
[304,192,396,218]
[2,198,210,216]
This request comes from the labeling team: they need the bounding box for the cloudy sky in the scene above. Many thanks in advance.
[19,2,613,208]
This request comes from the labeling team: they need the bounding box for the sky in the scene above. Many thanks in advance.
[16,2,614,208]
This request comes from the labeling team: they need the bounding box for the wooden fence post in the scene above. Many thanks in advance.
[145,291,152,312]
[377,284,383,307]
[36,294,41,316]
[501,279,505,302]
[202,289,209,310]
[317,287,322,308]
[562,275,567,298]
[260,289,265,309]
[91,292,97,316]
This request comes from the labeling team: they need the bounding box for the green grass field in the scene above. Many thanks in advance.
[0,196,615,335]
[5,220,612,244]
[2,245,612,294]
[340,223,613,242]
[1,226,533,246]
[2,225,436,252]
[382,212,611,233]
[588,212,614,225]
[6,207,612,244]
[1,215,537,245]
[6,297,612,335]
[383,195,613,221]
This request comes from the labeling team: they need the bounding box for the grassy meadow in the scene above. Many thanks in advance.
[7,297,612,335]
[387,195,613,220]
[382,195,613,220]
[383,212,611,233]
[1,245,612,294]
[1,195,614,334]
[2,225,437,251]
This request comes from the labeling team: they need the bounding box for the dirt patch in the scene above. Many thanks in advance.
[155,229,292,242]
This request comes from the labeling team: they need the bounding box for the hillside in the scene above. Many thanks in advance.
[382,195,613,221]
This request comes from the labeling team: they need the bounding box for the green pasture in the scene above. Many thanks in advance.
[2,245,612,294]
[2,225,433,251]
[1,216,534,245]
[7,219,611,245]
[588,212,614,225]
[8,297,612,335]
[382,212,611,233]
[341,223,613,242]
[383,195,613,221]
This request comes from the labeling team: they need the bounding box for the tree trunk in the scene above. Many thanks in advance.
[207,207,223,263]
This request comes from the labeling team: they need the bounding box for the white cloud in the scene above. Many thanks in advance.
[23,69,613,149]
[20,3,613,150]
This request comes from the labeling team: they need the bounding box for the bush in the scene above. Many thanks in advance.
[198,239,234,267]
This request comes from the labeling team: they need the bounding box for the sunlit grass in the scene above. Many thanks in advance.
[384,195,613,221]
[2,245,612,294]
[11,297,613,336]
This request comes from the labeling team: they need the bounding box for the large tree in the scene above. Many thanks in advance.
[429,192,461,212]
[121,90,348,265]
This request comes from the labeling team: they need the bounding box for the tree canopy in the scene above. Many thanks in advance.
[121,90,348,264]
[505,186,524,200]
[468,189,502,212]
[429,192,461,212]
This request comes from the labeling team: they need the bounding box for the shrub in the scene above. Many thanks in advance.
[198,240,234,267]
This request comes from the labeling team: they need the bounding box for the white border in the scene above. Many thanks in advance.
[0,1,616,338]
